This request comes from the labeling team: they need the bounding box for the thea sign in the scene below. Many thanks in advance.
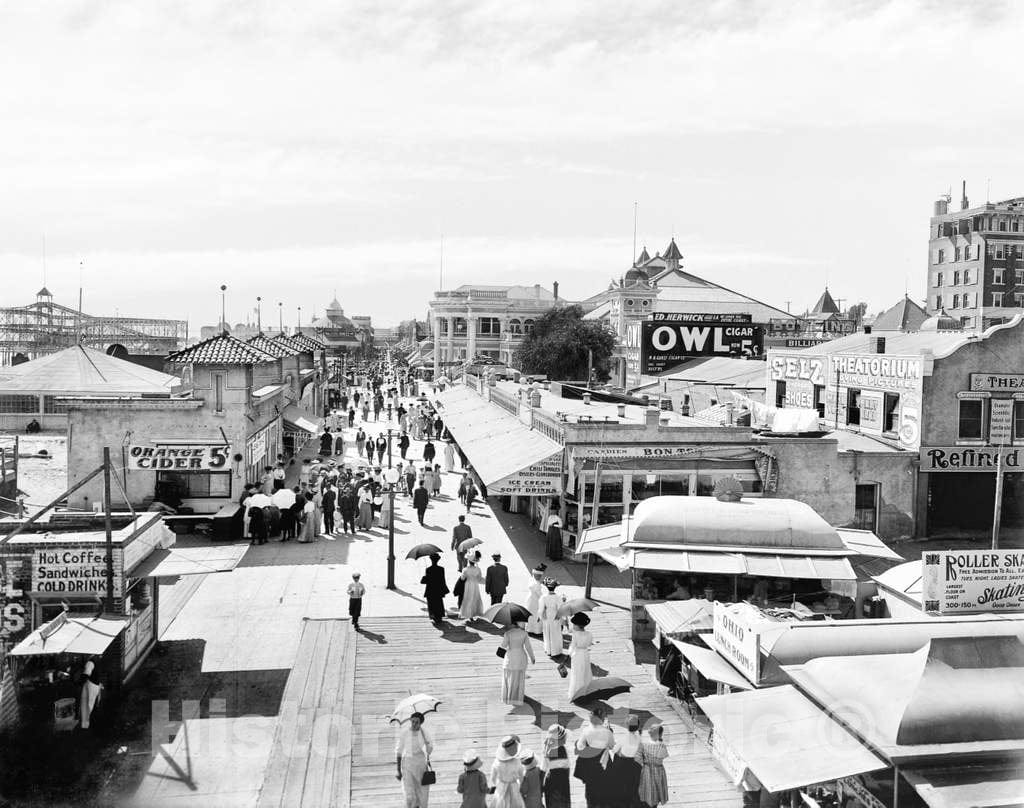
[640,321,763,373]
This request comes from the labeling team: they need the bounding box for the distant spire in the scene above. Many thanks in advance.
[636,245,651,265]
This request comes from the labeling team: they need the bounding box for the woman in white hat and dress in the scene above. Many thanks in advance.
[566,612,594,699]
[395,711,433,808]
[539,578,563,657]
[525,566,545,635]
[459,552,485,620]
[490,735,526,808]
[498,620,535,705]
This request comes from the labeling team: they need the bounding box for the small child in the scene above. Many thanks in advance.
[519,749,542,808]
[346,572,365,630]
[456,750,488,808]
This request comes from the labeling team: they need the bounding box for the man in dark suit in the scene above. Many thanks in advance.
[485,553,509,605]
[413,481,430,526]
[321,482,337,535]
[421,553,449,623]
[451,515,473,571]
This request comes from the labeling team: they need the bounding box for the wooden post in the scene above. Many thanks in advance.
[992,448,1005,550]
[584,463,602,598]
[103,448,115,612]
[0,464,105,544]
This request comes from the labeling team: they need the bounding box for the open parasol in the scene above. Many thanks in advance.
[388,692,442,725]
[556,598,599,619]
[458,537,483,553]
[482,602,532,626]
[406,544,444,560]
[570,676,632,703]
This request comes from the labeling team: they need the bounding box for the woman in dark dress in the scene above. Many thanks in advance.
[610,715,643,807]
[541,723,571,808]
[546,516,564,561]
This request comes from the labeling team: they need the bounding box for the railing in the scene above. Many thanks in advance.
[489,388,520,416]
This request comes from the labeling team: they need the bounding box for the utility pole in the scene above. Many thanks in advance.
[103,447,115,612]
[387,427,393,469]
[384,467,400,589]
[584,462,601,598]
[993,448,1005,549]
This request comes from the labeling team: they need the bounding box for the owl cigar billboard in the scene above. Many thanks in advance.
[640,321,764,373]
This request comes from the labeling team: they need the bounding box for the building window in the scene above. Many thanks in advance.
[437,319,449,336]
[1000,220,1008,231]
[963,269,971,284]
[994,292,1004,307]
[955,246,962,261]
[953,270,960,285]
[213,373,225,413]
[477,317,501,336]
[157,471,232,499]
[1014,401,1024,440]
[952,294,960,309]
[996,245,1005,259]
[1016,293,1024,308]
[961,316,974,328]
[936,249,945,264]
[42,396,69,414]
[936,272,943,287]
[958,399,984,440]
[846,388,862,426]
[813,385,825,418]
[883,393,900,433]
[935,295,943,309]
[963,293,973,308]
[522,319,535,335]
[775,380,787,408]
[508,319,522,335]
[0,395,39,414]
[1015,221,1021,233]
[1018,245,1024,258]
[1017,269,1024,285]
[994,268,1005,285]
[853,484,878,532]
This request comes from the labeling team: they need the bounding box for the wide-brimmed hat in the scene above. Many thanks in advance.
[570,612,591,628]
[462,750,482,770]
[491,553,501,561]
[546,723,567,742]
[495,735,520,761]
[520,749,536,767]
[542,577,559,591]
[532,564,547,577]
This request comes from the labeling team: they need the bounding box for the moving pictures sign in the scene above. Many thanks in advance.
[640,321,764,373]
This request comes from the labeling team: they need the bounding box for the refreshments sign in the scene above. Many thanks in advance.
[641,321,763,373]
[32,547,124,597]
[127,444,229,471]
[922,550,1024,614]
[710,602,761,683]
[919,446,1022,472]
[489,453,563,496]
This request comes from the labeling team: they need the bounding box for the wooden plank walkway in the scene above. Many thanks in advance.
[348,611,742,808]
[255,618,357,808]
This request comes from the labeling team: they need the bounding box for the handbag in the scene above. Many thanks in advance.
[496,646,507,658]
[421,759,436,786]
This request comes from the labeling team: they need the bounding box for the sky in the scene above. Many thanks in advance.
[3,0,1024,329]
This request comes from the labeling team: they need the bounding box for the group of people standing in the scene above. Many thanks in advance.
[395,711,670,808]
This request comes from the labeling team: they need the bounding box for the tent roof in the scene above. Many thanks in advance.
[811,288,841,314]
[0,345,180,395]
[627,496,845,551]
[872,295,929,332]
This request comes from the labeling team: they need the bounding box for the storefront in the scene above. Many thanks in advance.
[578,494,901,641]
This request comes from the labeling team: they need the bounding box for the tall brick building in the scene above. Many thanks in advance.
[927,183,1024,328]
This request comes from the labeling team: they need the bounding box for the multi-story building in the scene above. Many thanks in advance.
[428,283,566,375]
[927,185,1024,328]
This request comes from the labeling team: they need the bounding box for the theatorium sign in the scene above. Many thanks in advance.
[641,321,764,373]
[830,354,923,391]
[127,445,230,471]
[922,550,1024,614]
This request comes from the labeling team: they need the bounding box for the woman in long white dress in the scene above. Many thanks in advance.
[539,579,563,656]
[566,613,594,700]
[443,441,456,473]
[499,622,535,705]
[525,566,545,635]
[395,712,434,808]
[459,559,485,620]
[489,736,526,808]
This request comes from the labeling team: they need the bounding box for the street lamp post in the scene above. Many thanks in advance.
[384,466,400,589]
[386,427,393,469]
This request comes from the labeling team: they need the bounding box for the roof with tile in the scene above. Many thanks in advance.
[166,333,277,365]
[247,334,296,358]
[277,332,325,352]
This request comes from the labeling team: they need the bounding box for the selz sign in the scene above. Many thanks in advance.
[641,321,763,373]
[922,550,1024,614]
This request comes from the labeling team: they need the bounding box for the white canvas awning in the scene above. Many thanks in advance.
[644,599,715,636]
[669,639,752,690]
[283,404,319,434]
[128,544,248,578]
[697,685,887,793]
[9,614,129,657]
[630,549,857,580]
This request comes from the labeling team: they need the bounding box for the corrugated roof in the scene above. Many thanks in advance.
[790,330,974,358]
[657,356,767,388]
[247,334,295,358]
[167,333,276,365]
[0,345,180,395]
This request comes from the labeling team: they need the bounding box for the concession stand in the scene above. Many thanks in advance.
[577,493,901,642]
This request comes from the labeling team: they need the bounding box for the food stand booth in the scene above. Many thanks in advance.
[577,491,902,643]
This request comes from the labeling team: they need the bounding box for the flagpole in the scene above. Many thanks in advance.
[992,444,1004,550]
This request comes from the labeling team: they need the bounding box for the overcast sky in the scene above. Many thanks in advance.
[2,0,1023,329]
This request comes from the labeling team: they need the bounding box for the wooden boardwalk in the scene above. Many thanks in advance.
[256,618,357,808]
[348,611,742,808]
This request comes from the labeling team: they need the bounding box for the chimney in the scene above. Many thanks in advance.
[961,180,969,211]
[616,403,626,418]
[553,281,559,300]
[582,392,592,405]
[725,402,735,425]
[933,197,948,216]
[876,336,886,354]
[534,284,541,299]
[644,408,660,426]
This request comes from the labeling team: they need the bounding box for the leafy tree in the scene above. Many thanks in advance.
[846,301,868,326]
[513,305,616,382]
